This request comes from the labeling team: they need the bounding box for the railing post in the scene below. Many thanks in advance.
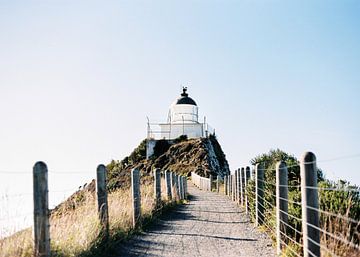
[131,168,141,227]
[184,176,187,199]
[224,176,228,195]
[276,161,288,255]
[245,166,251,214]
[33,161,50,257]
[240,167,244,206]
[255,163,264,226]
[235,169,238,203]
[209,175,213,191]
[154,168,161,206]
[301,152,320,257]
[229,174,232,199]
[171,172,176,199]
[96,164,109,239]
[235,169,240,204]
[175,174,180,199]
[216,175,220,193]
[178,175,184,200]
[165,170,172,200]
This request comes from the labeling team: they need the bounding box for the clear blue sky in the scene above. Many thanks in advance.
[0,0,359,234]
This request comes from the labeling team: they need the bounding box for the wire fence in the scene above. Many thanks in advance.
[0,166,102,247]
[213,152,360,257]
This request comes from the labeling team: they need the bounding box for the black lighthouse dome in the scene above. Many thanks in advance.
[175,87,197,106]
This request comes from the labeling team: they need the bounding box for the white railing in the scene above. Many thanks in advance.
[191,172,211,191]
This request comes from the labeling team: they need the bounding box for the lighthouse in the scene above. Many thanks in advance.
[146,87,214,158]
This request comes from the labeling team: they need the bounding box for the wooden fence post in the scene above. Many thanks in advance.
[255,163,264,226]
[33,161,50,257]
[183,176,187,199]
[245,166,251,214]
[178,175,183,200]
[216,175,220,193]
[96,164,109,239]
[229,174,232,199]
[209,175,213,191]
[170,172,176,199]
[131,168,141,227]
[154,168,161,205]
[224,176,228,195]
[165,170,172,200]
[175,174,180,199]
[301,152,320,257]
[235,169,238,203]
[240,168,244,206]
[276,161,288,255]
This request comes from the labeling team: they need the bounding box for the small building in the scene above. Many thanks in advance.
[146,87,214,158]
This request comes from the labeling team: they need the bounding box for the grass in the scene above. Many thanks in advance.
[0,177,179,257]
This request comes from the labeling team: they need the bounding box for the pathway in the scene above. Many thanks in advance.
[116,184,276,257]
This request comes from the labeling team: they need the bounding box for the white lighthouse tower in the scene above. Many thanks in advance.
[146,87,214,158]
[159,87,204,139]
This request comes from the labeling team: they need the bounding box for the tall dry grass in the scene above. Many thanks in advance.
[0,181,166,257]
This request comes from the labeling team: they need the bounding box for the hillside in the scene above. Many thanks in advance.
[53,135,230,213]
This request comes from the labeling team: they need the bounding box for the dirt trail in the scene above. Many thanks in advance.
[116,184,276,257]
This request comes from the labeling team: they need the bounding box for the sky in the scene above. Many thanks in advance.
[0,0,359,235]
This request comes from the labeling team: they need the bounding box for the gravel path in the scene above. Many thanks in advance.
[116,184,276,257]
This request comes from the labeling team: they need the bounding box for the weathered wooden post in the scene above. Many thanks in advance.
[171,172,176,199]
[154,168,161,206]
[131,168,141,227]
[242,167,246,206]
[229,174,232,199]
[165,170,172,200]
[235,169,240,204]
[216,175,220,193]
[96,164,109,239]
[175,174,180,199]
[224,176,228,195]
[255,163,264,226]
[241,167,246,206]
[234,169,238,203]
[178,175,183,200]
[276,161,288,255]
[33,161,50,257]
[183,176,187,199]
[245,166,251,214]
[209,175,213,191]
[301,152,320,257]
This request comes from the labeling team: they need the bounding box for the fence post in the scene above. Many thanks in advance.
[175,174,179,199]
[184,176,187,199]
[229,174,232,199]
[245,166,251,214]
[255,163,264,226]
[209,175,213,191]
[240,168,244,206]
[154,168,161,205]
[216,175,220,193]
[170,172,176,199]
[178,175,183,200]
[33,161,50,257]
[234,169,238,203]
[301,152,320,257]
[165,170,172,200]
[96,164,109,239]
[224,176,228,195]
[131,168,141,227]
[276,161,288,255]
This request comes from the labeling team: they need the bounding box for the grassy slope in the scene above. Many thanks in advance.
[1,136,230,257]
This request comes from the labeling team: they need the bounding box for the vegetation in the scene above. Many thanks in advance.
[247,149,360,257]
[0,180,179,257]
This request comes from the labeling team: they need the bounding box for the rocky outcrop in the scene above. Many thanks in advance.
[52,135,230,213]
